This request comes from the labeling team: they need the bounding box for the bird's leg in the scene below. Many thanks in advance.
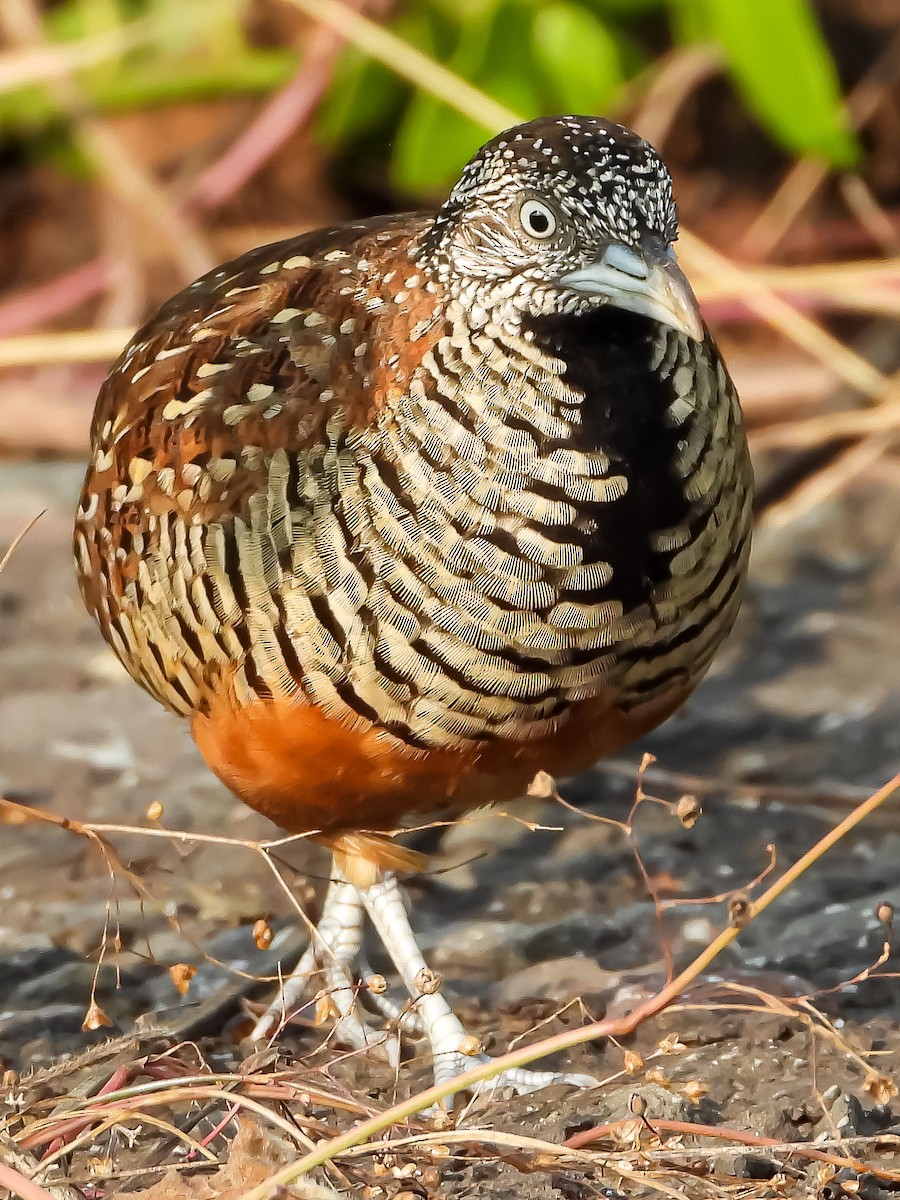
[358,955,425,1035]
[358,871,597,1097]
[252,876,393,1059]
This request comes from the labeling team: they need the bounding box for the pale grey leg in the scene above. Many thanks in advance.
[358,871,598,1097]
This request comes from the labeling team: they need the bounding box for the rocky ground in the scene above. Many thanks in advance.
[0,458,899,1198]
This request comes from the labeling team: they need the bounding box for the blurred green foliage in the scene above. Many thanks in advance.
[2,0,858,193]
[319,0,859,192]
[0,0,295,140]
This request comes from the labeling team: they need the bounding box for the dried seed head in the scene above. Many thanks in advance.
[657,1031,686,1054]
[169,962,197,995]
[681,1079,709,1104]
[458,1033,483,1057]
[87,1157,115,1178]
[314,991,335,1026]
[82,1000,114,1031]
[366,973,388,995]
[628,1092,646,1117]
[145,800,164,821]
[391,1163,418,1180]
[864,1072,898,1105]
[875,901,894,925]
[414,967,442,995]
[727,891,754,928]
[675,794,701,828]
[623,1049,644,1075]
[527,770,559,800]
[252,918,273,950]
[645,1068,670,1089]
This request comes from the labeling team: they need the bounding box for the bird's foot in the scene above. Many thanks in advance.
[434,1050,598,1098]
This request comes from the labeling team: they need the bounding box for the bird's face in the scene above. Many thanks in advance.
[422,115,703,341]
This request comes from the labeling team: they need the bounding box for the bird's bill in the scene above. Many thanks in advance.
[559,243,704,342]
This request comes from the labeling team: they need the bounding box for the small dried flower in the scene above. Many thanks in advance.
[864,1072,897,1105]
[82,1000,114,1031]
[169,962,197,994]
[527,770,559,800]
[414,967,442,995]
[657,1031,685,1054]
[252,918,273,950]
[727,891,754,927]
[675,795,702,828]
[623,1049,644,1075]
[681,1079,709,1104]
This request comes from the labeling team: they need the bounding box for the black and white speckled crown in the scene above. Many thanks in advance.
[434,115,677,248]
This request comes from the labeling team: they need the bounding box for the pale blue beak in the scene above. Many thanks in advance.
[559,242,704,341]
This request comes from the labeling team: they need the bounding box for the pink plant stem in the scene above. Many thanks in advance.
[0,1160,72,1200]
[0,260,109,338]
[185,34,346,214]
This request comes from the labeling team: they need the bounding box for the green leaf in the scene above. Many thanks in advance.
[673,0,858,166]
[315,47,405,144]
[532,3,624,115]
[391,96,488,195]
[391,2,537,194]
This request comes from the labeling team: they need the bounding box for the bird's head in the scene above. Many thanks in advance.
[419,114,703,341]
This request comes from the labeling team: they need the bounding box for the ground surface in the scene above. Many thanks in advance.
[0,459,899,1197]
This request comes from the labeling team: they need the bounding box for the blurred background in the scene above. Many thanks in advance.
[0,0,899,1131]
[2,0,900,501]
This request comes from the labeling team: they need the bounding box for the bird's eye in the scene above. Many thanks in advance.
[519,199,557,239]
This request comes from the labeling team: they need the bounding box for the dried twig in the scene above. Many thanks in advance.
[564,1116,900,1181]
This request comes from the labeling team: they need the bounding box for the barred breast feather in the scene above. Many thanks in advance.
[75,215,751,837]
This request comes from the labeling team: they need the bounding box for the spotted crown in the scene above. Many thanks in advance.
[418,115,678,318]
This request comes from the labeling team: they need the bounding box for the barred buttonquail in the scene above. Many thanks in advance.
[75,115,753,1093]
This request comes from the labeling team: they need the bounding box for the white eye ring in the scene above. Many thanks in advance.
[519,198,557,239]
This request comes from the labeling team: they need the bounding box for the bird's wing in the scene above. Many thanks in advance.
[75,215,444,712]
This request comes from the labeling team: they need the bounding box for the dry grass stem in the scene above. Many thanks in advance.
[762,429,895,527]
[0,510,45,576]
[564,1116,900,1181]
[679,231,891,400]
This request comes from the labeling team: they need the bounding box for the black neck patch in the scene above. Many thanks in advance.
[523,306,702,611]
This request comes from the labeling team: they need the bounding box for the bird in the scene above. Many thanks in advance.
[74,114,753,1095]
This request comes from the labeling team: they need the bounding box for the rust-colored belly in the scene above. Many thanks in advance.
[191,682,691,841]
